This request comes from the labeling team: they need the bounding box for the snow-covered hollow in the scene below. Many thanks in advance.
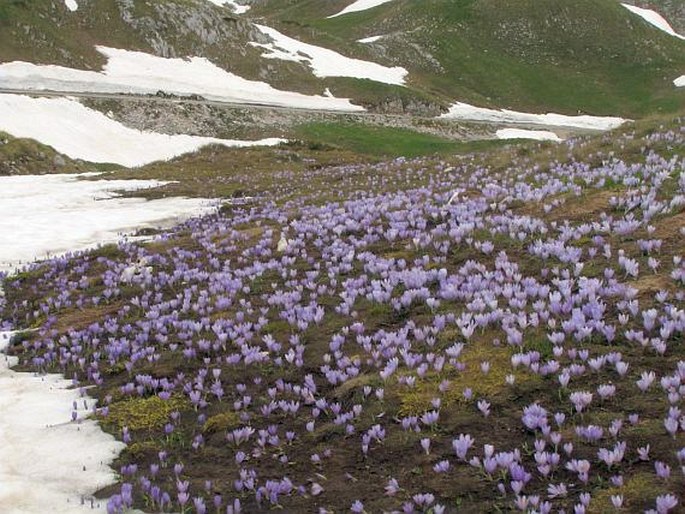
[357,35,385,44]
[621,3,685,40]
[0,94,284,167]
[440,102,627,131]
[250,25,408,86]
[205,0,250,14]
[0,331,125,514]
[329,0,395,18]
[496,128,562,142]
[0,46,364,112]
[0,174,215,274]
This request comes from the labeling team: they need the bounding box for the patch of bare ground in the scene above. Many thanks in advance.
[54,301,125,333]
[549,190,616,223]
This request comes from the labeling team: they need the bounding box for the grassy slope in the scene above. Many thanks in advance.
[0,0,140,69]
[292,122,507,158]
[254,0,685,117]
[0,131,90,175]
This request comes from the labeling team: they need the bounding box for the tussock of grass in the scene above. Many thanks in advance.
[331,373,376,400]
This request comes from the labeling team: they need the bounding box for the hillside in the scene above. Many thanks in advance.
[252,0,685,117]
[1,0,683,118]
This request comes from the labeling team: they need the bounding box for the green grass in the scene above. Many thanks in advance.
[293,122,508,157]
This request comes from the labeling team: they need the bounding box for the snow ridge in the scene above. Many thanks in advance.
[205,0,250,14]
[496,128,562,142]
[329,0,395,18]
[621,3,685,40]
[440,102,627,131]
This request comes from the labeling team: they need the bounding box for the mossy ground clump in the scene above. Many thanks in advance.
[202,411,241,435]
[590,472,665,513]
[104,395,187,432]
[398,336,539,416]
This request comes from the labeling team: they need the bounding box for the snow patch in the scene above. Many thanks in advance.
[329,0,395,18]
[0,46,364,112]
[0,331,124,513]
[496,128,562,142]
[675,75,685,87]
[621,3,685,40]
[0,94,284,167]
[357,35,385,43]
[64,0,78,11]
[250,25,407,86]
[0,174,215,274]
[440,102,627,131]
[205,0,250,14]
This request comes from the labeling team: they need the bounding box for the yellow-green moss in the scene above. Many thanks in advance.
[590,472,663,513]
[105,395,187,431]
[398,335,538,416]
[105,362,127,375]
[202,411,241,435]
[125,440,162,458]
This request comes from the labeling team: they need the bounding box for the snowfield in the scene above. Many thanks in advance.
[495,128,562,142]
[251,25,408,86]
[440,102,627,131]
[64,0,78,11]
[329,0,395,18]
[0,46,364,112]
[621,3,685,40]
[0,331,124,514]
[0,174,216,274]
[0,94,284,167]
[675,75,685,87]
